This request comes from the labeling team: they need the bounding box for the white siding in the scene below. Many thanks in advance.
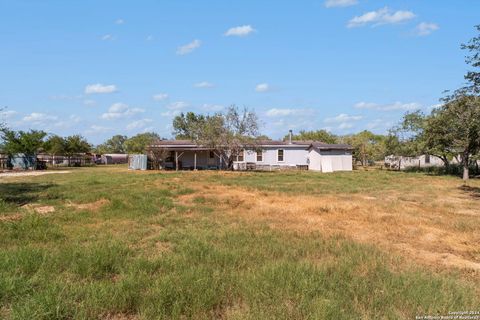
[385,154,445,170]
[174,151,221,169]
[308,149,322,171]
[244,147,308,166]
[308,149,353,172]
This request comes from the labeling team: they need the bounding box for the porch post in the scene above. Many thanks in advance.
[194,151,197,170]
[175,151,178,171]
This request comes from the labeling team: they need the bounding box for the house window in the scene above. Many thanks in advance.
[236,150,244,162]
[256,150,263,162]
[277,149,284,162]
[209,151,215,159]
[425,154,430,164]
[166,151,175,162]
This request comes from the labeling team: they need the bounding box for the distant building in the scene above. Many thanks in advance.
[101,154,128,165]
[147,138,353,172]
[384,154,445,170]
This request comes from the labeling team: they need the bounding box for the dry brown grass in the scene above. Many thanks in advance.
[177,177,480,273]
[66,198,110,211]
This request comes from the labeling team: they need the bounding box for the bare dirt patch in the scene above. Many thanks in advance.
[0,170,70,178]
[103,313,139,320]
[0,204,56,221]
[22,203,56,214]
[66,199,110,211]
[177,181,480,273]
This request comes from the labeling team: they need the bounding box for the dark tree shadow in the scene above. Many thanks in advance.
[0,182,56,206]
[459,185,480,199]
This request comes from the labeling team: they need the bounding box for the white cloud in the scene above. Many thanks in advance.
[161,110,182,117]
[50,94,83,101]
[176,39,201,55]
[53,115,81,129]
[166,101,189,110]
[194,81,214,88]
[325,0,358,8]
[126,118,153,130]
[85,83,117,94]
[153,93,169,101]
[354,101,421,111]
[146,35,154,41]
[83,99,97,106]
[23,112,58,124]
[415,22,439,36]
[265,108,298,117]
[101,102,144,120]
[115,18,124,25]
[255,83,270,92]
[1,110,18,119]
[347,7,415,28]
[101,34,115,41]
[69,114,81,123]
[366,119,383,130]
[224,25,256,37]
[201,104,224,112]
[323,114,362,131]
[338,122,354,130]
[86,125,111,134]
[324,113,363,123]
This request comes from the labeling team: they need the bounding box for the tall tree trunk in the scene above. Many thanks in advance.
[462,151,469,181]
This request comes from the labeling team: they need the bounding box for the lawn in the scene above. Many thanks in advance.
[0,166,479,319]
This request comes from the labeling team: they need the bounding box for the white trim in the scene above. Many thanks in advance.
[256,150,263,162]
[236,149,245,162]
[277,149,285,162]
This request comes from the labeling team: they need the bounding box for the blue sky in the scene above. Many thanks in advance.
[0,0,478,144]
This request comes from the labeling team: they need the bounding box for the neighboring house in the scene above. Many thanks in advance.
[384,154,445,170]
[101,154,129,165]
[147,139,353,172]
[5,153,37,170]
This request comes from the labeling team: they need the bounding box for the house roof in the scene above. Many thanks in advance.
[149,139,352,150]
[310,142,354,151]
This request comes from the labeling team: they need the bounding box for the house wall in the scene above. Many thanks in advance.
[308,149,322,171]
[243,147,309,167]
[385,155,445,170]
[172,150,221,169]
[308,149,353,172]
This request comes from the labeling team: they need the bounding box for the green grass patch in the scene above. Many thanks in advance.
[0,167,478,319]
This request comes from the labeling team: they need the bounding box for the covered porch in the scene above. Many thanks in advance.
[147,144,226,170]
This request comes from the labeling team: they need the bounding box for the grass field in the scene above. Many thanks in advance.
[1,166,479,319]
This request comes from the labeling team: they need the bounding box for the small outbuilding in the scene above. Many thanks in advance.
[101,154,128,165]
[308,143,353,172]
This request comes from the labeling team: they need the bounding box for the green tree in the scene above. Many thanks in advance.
[172,105,260,169]
[44,135,67,156]
[0,107,6,132]
[125,132,160,154]
[460,25,480,94]
[424,96,480,180]
[173,112,207,140]
[95,135,127,154]
[65,135,91,155]
[286,130,337,144]
[342,130,386,166]
[0,129,47,156]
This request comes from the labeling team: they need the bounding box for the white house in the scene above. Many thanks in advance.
[147,139,353,172]
[384,154,445,170]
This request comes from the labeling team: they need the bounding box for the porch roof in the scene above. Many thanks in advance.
[148,139,352,151]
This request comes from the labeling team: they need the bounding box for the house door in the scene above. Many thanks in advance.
[321,157,333,173]
[207,151,216,167]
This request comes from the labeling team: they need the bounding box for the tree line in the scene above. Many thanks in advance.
[1,26,479,179]
[169,25,480,180]
[0,129,160,158]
